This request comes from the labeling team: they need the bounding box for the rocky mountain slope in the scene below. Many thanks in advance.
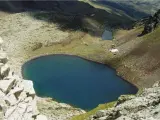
[141,9,160,35]
[0,37,48,120]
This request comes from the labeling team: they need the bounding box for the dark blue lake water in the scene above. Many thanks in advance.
[102,30,113,40]
[22,54,138,110]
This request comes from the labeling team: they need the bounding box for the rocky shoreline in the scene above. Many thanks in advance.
[90,82,160,120]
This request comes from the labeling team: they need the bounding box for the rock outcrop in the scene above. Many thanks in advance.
[91,82,160,120]
[141,9,160,35]
[0,37,47,120]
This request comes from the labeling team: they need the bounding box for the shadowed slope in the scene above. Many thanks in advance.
[0,1,133,37]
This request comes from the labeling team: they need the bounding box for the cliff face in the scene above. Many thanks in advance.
[0,37,47,120]
[91,82,160,120]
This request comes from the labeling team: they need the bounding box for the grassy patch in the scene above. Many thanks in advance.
[143,27,160,43]
[71,101,115,120]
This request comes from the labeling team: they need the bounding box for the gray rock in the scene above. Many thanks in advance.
[0,99,7,113]
[9,86,23,99]
[116,116,133,120]
[0,79,16,94]
[91,83,160,120]
[0,39,49,120]
[36,115,48,120]
[4,106,16,118]
[0,64,10,79]
[116,95,135,106]
[96,110,107,118]
[141,9,160,35]
[0,90,5,99]
[22,80,35,98]
[5,94,17,106]
[0,52,8,64]
[59,103,71,108]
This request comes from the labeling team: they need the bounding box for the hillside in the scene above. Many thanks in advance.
[86,0,160,19]
[0,0,159,94]
[107,0,160,15]
[113,27,160,88]
[71,25,160,120]
[0,1,160,120]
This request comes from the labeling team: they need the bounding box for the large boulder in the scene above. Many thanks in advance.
[36,115,48,120]
[5,94,17,106]
[10,87,23,99]
[0,52,8,64]
[22,80,35,98]
[0,78,16,94]
[0,64,10,79]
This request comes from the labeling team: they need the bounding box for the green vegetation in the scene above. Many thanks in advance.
[143,27,160,43]
[71,102,116,120]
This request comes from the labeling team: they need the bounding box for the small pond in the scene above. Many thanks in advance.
[22,54,138,110]
[102,30,113,40]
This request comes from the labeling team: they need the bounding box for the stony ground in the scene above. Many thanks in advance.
[37,98,85,120]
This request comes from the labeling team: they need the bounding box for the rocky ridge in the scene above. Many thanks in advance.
[91,82,160,120]
[141,9,160,35]
[0,37,47,120]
